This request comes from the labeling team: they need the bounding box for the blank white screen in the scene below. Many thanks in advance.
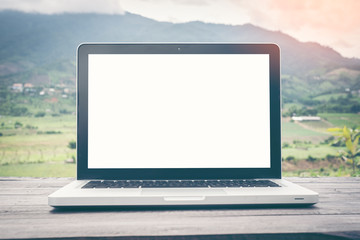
[88,54,270,168]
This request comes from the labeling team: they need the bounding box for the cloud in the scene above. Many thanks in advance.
[233,0,360,58]
[1,0,359,57]
[333,39,353,49]
[241,0,360,34]
[0,0,124,14]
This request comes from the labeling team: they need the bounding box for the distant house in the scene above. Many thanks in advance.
[48,88,56,95]
[291,116,321,121]
[11,83,23,93]
[24,83,36,94]
[24,83,34,88]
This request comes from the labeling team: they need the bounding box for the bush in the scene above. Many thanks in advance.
[331,140,345,147]
[282,142,290,148]
[284,106,318,117]
[45,131,61,134]
[68,140,76,149]
[322,136,334,144]
[306,155,317,162]
[14,121,23,129]
[285,156,295,161]
[60,109,72,114]
[37,130,62,134]
[325,154,337,161]
[35,111,46,117]
[25,124,37,129]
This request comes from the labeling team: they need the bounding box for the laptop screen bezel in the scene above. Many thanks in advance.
[77,43,281,180]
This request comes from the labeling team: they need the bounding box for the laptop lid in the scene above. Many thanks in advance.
[77,43,281,180]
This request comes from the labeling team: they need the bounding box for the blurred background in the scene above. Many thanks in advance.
[0,0,359,177]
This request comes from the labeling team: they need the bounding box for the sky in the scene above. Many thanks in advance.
[1,0,359,58]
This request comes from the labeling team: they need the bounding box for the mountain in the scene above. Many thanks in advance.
[0,10,359,103]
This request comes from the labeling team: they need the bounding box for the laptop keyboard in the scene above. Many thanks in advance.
[82,179,280,189]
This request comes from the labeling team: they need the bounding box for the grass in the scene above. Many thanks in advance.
[282,145,341,160]
[0,162,76,177]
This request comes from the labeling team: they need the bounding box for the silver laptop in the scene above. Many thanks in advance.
[48,43,318,207]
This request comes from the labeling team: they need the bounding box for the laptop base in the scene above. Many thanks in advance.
[48,179,318,207]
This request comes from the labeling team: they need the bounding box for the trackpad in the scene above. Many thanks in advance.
[141,189,226,196]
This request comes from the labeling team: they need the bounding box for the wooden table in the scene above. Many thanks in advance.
[1,177,360,240]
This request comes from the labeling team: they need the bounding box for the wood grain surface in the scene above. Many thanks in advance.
[0,177,359,239]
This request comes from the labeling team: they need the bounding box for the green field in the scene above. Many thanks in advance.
[282,121,328,137]
[0,115,76,176]
[0,113,359,177]
[319,113,360,128]
[282,145,340,160]
[281,113,360,176]
[282,121,330,144]
[0,162,76,177]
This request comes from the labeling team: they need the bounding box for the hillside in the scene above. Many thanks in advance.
[0,10,360,107]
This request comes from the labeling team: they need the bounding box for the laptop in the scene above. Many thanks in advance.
[48,43,318,207]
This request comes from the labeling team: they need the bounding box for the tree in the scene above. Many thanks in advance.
[328,126,360,174]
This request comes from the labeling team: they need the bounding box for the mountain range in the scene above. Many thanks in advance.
[0,10,359,103]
